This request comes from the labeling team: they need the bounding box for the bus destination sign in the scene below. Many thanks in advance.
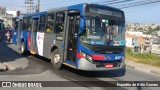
[88,7,123,18]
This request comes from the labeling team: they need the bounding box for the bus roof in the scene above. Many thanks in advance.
[14,3,123,19]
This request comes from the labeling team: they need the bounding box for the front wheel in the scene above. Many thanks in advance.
[51,49,63,69]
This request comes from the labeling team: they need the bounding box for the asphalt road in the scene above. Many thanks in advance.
[0,33,160,90]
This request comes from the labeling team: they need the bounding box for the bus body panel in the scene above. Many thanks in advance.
[37,32,45,56]
[12,29,18,45]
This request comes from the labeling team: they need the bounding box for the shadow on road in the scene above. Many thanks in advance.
[0,32,49,74]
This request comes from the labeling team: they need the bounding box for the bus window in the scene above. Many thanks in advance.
[39,15,46,32]
[22,18,27,30]
[47,14,54,22]
[54,12,65,35]
[27,17,32,31]
[45,13,54,33]
[46,23,53,33]
[33,19,38,32]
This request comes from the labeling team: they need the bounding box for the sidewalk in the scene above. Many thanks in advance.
[126,59,160,75]
[0,63,7,71]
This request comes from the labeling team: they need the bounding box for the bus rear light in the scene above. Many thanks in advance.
[91,55,104,60]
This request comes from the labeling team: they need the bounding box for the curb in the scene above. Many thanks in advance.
[0,63,7,71]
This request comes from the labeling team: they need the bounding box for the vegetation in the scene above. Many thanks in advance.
[144,26,160,34]
[125,48,160,67]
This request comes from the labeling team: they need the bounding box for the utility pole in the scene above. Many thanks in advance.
[36,0,40,12]
[25,0,36,14]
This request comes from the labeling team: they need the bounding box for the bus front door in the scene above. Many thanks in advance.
[66,13,80,62]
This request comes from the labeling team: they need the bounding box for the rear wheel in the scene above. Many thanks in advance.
[51,49,63,69]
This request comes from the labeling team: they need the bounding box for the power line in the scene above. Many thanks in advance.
[93,0,160,9]
[118,0,160,9]
[100,0,135,5]
[15,0,160,12]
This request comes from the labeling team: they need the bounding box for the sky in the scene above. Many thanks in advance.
[0,0,160,24]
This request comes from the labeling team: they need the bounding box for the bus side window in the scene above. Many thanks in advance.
[39,15,46,32]
[33,19,38,32]
[27,17,32,31]
[54,12,65,35]
[46,13,54,33]
[22,18,27,30]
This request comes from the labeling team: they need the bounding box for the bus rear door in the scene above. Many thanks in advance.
[30,17,39,54]
[17,19,22,46]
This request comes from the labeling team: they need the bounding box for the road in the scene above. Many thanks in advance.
[0,33,160,90]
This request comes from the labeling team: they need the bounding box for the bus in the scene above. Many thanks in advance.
[12,3,126,72]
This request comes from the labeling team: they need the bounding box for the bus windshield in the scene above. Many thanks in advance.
[80,16,125,46]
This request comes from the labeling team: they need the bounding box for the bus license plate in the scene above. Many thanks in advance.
[105,64,113,68]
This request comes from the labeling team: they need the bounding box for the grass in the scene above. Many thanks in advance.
[125,48,160,67]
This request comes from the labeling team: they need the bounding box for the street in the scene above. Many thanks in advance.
[0,35,160,90]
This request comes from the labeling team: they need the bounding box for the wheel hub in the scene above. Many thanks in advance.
[54,54,60,64]
[21,45,24,53]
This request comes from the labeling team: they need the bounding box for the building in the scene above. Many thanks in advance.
[0,6,6,30]
[125,33,144,48]
[125,31,152,52]
[0,19,3,30]
[0,6,6,18]
[0,6,21,29]
[6,10,20,17]
[6,10,20,28]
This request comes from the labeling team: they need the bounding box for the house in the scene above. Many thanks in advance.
[125,34,145,47]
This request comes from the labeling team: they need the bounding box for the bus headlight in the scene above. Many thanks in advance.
[86,54,92,61]
[81,51,86,58]
[80,51,92,62]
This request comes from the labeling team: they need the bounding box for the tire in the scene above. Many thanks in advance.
[8,38,10,43]
[20,42,27,55]
[51,49,63,69]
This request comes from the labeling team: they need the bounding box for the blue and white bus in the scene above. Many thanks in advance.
[12,3,126,72]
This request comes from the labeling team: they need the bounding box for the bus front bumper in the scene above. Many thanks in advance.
[77,58,125,71]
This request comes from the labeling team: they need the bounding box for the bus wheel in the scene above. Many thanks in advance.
[51,49,62,69]
[20,42,27,55]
